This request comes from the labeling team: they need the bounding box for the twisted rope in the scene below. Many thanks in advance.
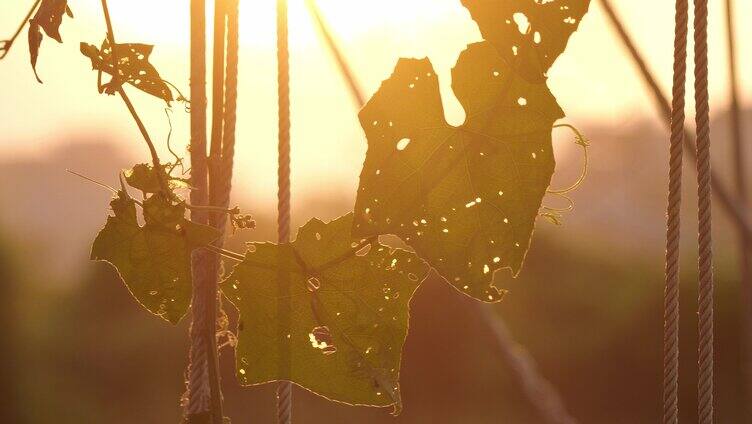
[187,253,218,417]
[662,0,687,422]
[219,0,239,219]
[276,0,293,422]
[186,0,212,416]
[187,1,233,421]
[693,0,714,422]
[598,0,752,243]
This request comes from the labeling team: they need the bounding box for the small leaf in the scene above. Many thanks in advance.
[461,0,590,81]
[223,213,428,413]
[28,0,73,83]
[91,191,220,324]
[124,163,168,194]
[80,39,174,103]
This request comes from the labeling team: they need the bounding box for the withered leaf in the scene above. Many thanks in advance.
[28,0,73,83]
[80,39,174,103]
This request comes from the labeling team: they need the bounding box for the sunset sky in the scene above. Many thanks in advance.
[1,0,750,208]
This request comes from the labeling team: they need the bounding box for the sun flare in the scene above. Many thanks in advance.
[105,0,466,46]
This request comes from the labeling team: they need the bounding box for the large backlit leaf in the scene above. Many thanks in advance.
[223,213,428,413]
[91,192,219,324]
[80,39,174,103]
[353,0,588,303]
[461,0,590,81]
[28,0,73,83]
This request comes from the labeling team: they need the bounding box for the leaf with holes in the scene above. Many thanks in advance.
[353,1,589,303]
[28,0,73,83]
[80,39,174,103]
[223,213,428,414]
[91,191,220,324]
[461,0,590,81]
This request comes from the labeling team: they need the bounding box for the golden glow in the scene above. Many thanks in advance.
[1,0,752,208]
[103,0,466,46]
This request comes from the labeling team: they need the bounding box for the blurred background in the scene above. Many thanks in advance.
[0,0,751,422]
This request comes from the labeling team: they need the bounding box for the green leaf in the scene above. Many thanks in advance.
[352,1,588,303]
[28,0,73,83]
[223,213,428,413]
[80,39,174,103]
[91,191,220,324]
[461,0,590,81]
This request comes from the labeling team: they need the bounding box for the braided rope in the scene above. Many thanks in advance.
[663,1,687,422]
[187,1,234,420]
[187,252,219,416]
[187,0,212,416]
[276,0,293,422]
[216,0,239,231]
[598,0,752,243]
[694,0,714,422]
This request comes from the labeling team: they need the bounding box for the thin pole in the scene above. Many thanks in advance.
[304,0,366,107]
[276,0,293,422]
[0,0,41,59]
[480,306,577,424]
[724,1,752,418]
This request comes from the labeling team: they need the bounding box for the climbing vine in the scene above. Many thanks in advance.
[1,0,591,420]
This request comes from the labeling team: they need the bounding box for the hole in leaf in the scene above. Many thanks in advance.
[513,12,531,34]
[309,326,336,354]
[396,138,411,151]
[355,244,372,256]
[307,277,321,292]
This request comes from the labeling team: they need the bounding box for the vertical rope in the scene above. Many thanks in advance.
[218,0,239,220]
[187,0,212,417]
[187,1,235,421]
[663,0,687,423]
[276,0,293,423]
[598,0,752,242]
[694,0,714,422]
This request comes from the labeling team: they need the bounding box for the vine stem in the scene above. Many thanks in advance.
[99,0,168,195]
[0,0,41,59]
